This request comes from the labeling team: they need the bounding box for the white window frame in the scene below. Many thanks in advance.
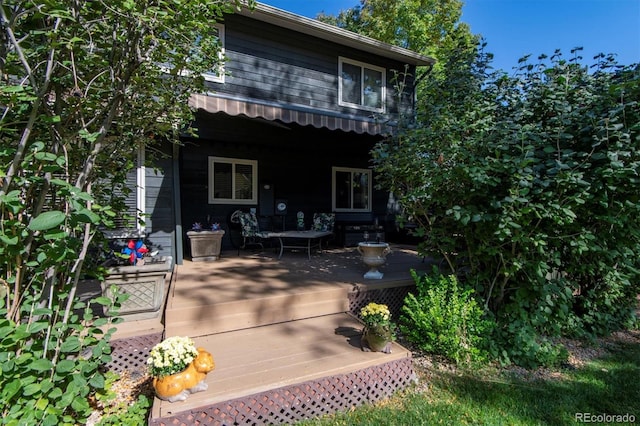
[159,24,225,83]
[208,156,258,205]
[332,167,372,212]
[338,57,386,112]
[135,146,146,233]
[203,24,225,83]
[106,145,145,236]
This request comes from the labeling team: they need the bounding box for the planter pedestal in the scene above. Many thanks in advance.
[187,230,225,261]
[357,242,391,279]
[101,256,172,321]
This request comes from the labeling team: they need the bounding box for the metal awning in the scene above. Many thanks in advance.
[189,94,388,136]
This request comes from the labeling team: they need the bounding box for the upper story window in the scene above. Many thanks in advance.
[159,24,225,83]
[338,57,385,112]
[332,167,372,212]
[209,156,258,204]
[203,24,225,83]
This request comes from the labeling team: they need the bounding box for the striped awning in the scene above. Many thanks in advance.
[189,94,387,136]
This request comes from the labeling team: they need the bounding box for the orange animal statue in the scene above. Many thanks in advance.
[153,348,215,402]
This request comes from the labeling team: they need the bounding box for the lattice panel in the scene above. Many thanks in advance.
[120,281,158,309]
[150,358,416,426]
[349,285,414,321]
[105,332,163,377]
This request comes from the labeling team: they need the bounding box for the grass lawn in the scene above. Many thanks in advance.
[298,331,639,426]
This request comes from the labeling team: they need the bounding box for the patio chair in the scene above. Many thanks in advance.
[312,213,335,232]
[312,212,335,247]
[237,211,270,254]
[296,211,305,231]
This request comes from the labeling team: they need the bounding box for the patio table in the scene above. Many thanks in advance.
[266,230,333,260]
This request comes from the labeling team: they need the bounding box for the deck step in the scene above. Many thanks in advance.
[150,313,414,424]
[165,285,349,336]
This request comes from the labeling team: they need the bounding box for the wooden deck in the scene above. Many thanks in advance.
[110,244,432,424]
[164,244,431,337]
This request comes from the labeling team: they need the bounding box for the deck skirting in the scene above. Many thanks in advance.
[106,332,163,376]
[349,284,414,321]
[148,357,416,426]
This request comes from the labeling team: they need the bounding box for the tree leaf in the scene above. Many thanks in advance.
[60,337,81,353]
[2,379,21,400]
[30,358,53,372]
[28,211,66,231]
[55,359,76,373]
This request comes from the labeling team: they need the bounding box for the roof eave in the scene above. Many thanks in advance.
[237,2,436,67]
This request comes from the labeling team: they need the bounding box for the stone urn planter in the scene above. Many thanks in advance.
[357,242,391,279]
[187,230,225,261]
[101,256,172,320]
[360,302,393,353]
[362,324,393,353]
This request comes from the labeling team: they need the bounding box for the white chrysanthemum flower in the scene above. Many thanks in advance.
[147,336,200,377]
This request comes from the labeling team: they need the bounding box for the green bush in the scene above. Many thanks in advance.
[374,46,640,367]
[1,1,253,423]
[87,371,151,425]
[400,268,494,365]
[97,395,150,426]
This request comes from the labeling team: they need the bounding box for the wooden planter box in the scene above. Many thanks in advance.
[101,256,172,320]
[187,230,225,261]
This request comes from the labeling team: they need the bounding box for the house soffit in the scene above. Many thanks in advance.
[238,3,436,67]
[189,94,390,136]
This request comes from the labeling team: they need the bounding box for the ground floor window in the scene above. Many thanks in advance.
[108,146,145,235]
[209,156,258,204]
[332,167,371,212]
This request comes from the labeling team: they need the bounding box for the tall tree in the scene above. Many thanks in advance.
[0,0,254,422]
[317,0,478,73]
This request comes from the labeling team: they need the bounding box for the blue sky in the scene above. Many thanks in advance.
[262,0,640,72]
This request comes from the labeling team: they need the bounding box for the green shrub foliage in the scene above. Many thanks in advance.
[1,0,253,423]
[400,268,493,364]
[374,46,640,366]
[95,371,151,426]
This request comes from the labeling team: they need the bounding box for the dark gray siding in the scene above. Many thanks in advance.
[145,143,176,262]
[177,12,422,257]
[208,14,416,120]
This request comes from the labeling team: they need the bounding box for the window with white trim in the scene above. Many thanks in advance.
[338,57,385,112]
[112,146,145,233]
[209,157,258,204]
[332,167,372,212]
[159,24,225,83]
[203,24,225,83]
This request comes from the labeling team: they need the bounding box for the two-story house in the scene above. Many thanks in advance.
[124,3,434,264]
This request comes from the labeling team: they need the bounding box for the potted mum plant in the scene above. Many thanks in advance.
[187,221,225,261]
[147,336,215,403]
[360,302,394,353]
